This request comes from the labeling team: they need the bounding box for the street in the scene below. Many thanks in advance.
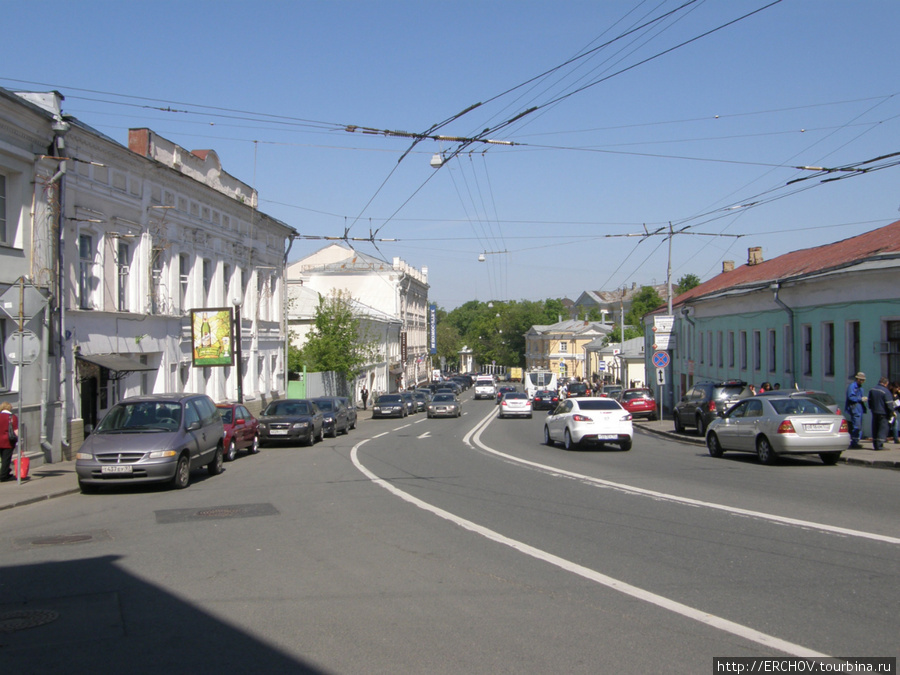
[1,400,898,674]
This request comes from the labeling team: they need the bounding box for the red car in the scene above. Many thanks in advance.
[216,403,260,461]
[617,389,658,420]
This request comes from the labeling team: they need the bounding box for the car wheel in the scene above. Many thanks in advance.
[696,414,707,437]
[171,454,191,489]
[649,412,658,421]
[250,435,260,454]
[328,425,337,438]
[225,439,237,462]
[350,417,357,430]
[820,451,841,466]
[208,445,224,476]
[620,439,632,451]
[543,426,554,446]
[756,436,777,465]
[317,425,325,443]
[707,432,724,458]
[564,428,577,451]
[673,414,684,433]
[304,428,314,446]
[527,414,532,419]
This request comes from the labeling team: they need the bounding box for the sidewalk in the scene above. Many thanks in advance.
[1,409,895,512]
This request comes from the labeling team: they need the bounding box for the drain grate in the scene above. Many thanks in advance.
[12,530,111,551]
[155,503,279,524]
[30,534,94,546]
[0,609,60,633]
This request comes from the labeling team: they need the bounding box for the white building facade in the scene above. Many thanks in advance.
[286,244,430,397]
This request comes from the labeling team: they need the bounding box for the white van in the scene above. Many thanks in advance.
[474,376,497,400]
[524,370,557,399]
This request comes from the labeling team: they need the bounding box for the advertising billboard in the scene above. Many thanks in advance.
[190,308,234,367]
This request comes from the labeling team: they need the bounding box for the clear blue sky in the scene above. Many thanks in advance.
[4,1,898,310]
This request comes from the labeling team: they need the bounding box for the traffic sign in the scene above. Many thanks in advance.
[656,367,666,385]
[0,283,48,323]
[652,351,670,369]
[5,330,40,366]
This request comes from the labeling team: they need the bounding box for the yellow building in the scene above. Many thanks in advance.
[525,320,612,381]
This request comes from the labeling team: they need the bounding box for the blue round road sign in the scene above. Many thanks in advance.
[652,351,670,369]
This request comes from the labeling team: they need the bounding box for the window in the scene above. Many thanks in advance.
[767,329,777,373]
[847,321,860,377]
[784,324,793,373]
[823,322,835,377]
[707,331,713,366]
[739,331,747,370]
[150,247,164,314]
[0,320,8,390]
[179,254,190,311]
[717,332,724,368]
[728,331,735,367]
[802,324,812,376]
[753,331,761,371]
[0,175,7,242]
[559,341,568,354]
[116,241,130,312]
[699,331,704,364]
[888,321,900,384]
[202,258,212,303]
[78,234,94,310]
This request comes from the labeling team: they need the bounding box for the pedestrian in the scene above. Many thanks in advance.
[0,402,18,482]
[759,382,772,393]
[845,372,867,449]
[360,385,369,411]
[890,382,900,444]
[773,383,781,390]
[868,376,893,451]
[748,384,756,396]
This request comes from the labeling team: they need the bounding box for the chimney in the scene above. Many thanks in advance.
[747,247,763,266]
[722,260,735,273]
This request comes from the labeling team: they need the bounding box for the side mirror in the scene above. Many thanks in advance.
[188,420,202,431]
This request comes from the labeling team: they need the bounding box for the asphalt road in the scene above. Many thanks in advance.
[1,397,898,674]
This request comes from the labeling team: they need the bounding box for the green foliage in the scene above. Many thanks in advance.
[289,290,376,378]
[625,286,663,326]
[602,324,644,346]
[675,273,701,295]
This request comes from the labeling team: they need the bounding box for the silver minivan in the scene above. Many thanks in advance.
[75,393,225,492]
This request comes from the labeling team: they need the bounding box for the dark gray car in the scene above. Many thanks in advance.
[673,380,751,436]
[75,393,225,493]
[311,396,350,437]
[258,399,325,446]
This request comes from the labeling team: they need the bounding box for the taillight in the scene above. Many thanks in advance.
[623,413,632,421]
[777,420,796,434]
[836,407,841,415]
[501,400,508,407]
[572,414,593,422]
[707,400,717,412]
[839,420,849,433]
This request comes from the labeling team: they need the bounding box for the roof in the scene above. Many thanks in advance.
[671,219,900,309]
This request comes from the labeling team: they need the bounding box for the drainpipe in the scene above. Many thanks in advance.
[772,282,796,388]
[46,118,70,458]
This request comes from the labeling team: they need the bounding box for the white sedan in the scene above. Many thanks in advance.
[543,397,633,451]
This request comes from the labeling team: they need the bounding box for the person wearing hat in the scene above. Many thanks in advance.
[845,372,867,449]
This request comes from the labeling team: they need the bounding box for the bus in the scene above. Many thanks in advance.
[523,369,557,399]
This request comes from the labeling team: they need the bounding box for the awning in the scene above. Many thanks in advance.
[77,353,156,373]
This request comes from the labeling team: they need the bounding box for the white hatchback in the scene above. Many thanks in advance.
[543,397,633,451]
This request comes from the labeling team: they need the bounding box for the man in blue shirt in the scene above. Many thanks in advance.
[845,372,867,449]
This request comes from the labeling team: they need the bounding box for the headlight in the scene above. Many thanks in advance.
[148,450,177,459]
[292,421,309,429]
[75,452,93,460]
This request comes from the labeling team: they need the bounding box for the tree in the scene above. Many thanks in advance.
[289,289,375,378]
[675,273,701,295]
[625,286,663,326]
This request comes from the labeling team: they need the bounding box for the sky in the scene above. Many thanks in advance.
[4,1,899,310]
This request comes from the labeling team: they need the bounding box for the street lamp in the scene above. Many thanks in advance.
[233,297,243,403]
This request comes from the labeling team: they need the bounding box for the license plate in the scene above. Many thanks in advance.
[804,424,830,432]
[269,429,288,435]
[596,434,618,440]
[101,465,132,474]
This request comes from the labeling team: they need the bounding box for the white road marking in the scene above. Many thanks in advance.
[350,437,827,657]
[418,431,431,439]
[464,408,900,546]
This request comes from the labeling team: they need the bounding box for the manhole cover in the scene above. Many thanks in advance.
[30,534,94,546]
[155,503,279,524]
[196,508,243,518]
[0,609,59,632]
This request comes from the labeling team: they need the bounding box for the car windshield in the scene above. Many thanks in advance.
[96,401,182,432]
[714,385,746,398]
[622,391,651,401]
[378,395,402,404]
[769,398,832,416]
[314,399,334,411]
[575,400,621,411]
[433,394,456,402]
[504,393,527,400]
[265,401,310,416]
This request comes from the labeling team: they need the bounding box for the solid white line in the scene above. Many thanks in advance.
[350,437,826,657]
[465,408,900,546]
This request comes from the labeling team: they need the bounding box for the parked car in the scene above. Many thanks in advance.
[76,393,225,492]
[673,380,751,436]
[311,396,351,437]
[400,391,418,415]
[531,389,559,411]
[566,381,590,397]
[258,399,324,446]
[755,389,840,414]
[427,393,461,418]
[496,385,517,405]
[498,391,533,418]
[372,394,408,418]
[336,397,358,430]
[706,395,849,465]
[544,397,633,451]
[216,402,260,461]
[597,385,623,399]
[617,388,658,421]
